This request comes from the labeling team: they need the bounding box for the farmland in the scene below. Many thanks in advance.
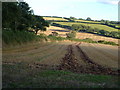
[54,22,118,32]
[43,17,68,21]
[3,41,119,88]
[2,1,119,88]
[38,26,119,44]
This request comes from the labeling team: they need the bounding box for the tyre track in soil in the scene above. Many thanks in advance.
[59,42,119,75]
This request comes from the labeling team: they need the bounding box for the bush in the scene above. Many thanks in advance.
[52,32,58,36]
[98,40,104,43]
[66,31,76,39]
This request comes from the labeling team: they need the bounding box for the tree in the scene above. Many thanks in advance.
[2,2,20,30]
[98,30,105,35]
[2,2,34,31]
[105,20,110,25]
[2,2,49,35]
[70,16,76,20]
[32,15,49,34]
[86,17,92,21]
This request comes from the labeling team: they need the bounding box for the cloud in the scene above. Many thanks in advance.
[97,0,119,5]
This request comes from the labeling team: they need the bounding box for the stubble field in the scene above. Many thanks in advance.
[3,41,119,88]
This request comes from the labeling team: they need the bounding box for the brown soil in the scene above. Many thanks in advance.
[58,43,119,75]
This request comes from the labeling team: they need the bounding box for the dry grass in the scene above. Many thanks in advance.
[43,17,68,21]
[37,26,70,37]
[76,32,118,44]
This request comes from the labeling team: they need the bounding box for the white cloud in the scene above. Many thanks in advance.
[97,0,119,5]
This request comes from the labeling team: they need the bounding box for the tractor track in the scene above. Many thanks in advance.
[59,43,119,75]
[58,45,80,72]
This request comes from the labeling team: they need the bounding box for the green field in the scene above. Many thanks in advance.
[54,22,118,32]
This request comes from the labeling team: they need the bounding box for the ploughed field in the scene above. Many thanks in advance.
[3,42,119,88]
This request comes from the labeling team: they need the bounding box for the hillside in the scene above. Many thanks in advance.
[54,22,118,32]
[38,26,118,44]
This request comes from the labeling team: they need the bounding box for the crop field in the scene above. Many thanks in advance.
[54,22,118,32]
[76,32,118,44]
[38,26,118,44]
[43,17,68,21]
[3,41,119,88]
[38,26,69,37]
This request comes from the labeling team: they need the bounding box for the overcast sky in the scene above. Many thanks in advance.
[24,0,119,21]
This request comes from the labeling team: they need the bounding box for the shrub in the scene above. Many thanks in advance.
[98,40,104,43]
[52,32,58,36]
[66,31,76,39]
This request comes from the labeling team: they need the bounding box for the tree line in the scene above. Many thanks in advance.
[71,24,120,39]
[2,2,49,34]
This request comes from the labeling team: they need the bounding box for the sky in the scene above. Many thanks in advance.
[24,0,119,21]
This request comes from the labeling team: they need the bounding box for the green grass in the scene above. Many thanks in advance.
[47,35,66,41]
[2,30,38,46]
[54,22,118,32]
[3,63,119,88]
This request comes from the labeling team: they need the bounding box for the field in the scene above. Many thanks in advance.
[38,26,118,44]
[43,17,68,21]
[54,22,118,32]
[3,41,119,88]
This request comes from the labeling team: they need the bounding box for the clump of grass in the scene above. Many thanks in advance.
[47,35,66,41]
[37,33,48,41]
